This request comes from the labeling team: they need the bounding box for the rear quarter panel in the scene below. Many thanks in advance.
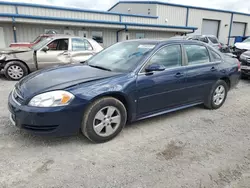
[220,55,240,88]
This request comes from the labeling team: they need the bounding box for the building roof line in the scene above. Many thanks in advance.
[108,1,250,17]
[0,1,158,19]
[0,13,198,31]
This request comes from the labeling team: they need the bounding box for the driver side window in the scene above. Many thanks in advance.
[47,39,69,51]
[144,45,182,71]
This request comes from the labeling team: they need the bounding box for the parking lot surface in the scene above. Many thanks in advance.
[1,75,250,188]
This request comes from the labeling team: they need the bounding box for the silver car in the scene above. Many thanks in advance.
[0,36,103,80]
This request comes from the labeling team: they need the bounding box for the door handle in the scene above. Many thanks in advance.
[175,72,184,78]
[62,51,70,56]
[210,67,217,71]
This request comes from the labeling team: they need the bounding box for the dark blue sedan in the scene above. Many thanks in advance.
[8,39,241,143]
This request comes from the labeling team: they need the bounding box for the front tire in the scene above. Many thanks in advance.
[4,61,28,80]
[82,97,127,143]
[204,80,228,109]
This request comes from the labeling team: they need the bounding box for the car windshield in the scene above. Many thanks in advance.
[31,38,53,50]
[243,37,250,43]
[87,41,156,72]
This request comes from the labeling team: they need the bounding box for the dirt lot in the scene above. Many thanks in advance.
[1,75,250,188]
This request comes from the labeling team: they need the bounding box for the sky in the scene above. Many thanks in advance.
[2,0,250,13]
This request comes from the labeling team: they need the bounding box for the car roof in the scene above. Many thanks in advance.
[45,35,93,40]
[120,38,208,46]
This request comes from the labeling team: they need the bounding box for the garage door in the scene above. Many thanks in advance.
[231,22,246,36]
[202,19,220,37]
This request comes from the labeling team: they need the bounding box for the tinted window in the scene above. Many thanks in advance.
[47,39,68,51]
[210,50,221,61]
[208,37,219,44]
[184,45,210,65]
[72,38,93,51]
[148,45,182,69]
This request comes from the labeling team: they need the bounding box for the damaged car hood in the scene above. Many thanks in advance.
[0,47,32,54]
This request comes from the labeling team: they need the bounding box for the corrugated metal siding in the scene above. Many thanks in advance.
[127,26,191,33]
[157,5,186,26]
[0,5,15,13]
[122,16,156,24]
[15,24,62,42]
[0,23,14,47]
[233,14,250,36]
[109,3,157,16]
[15,18,123,29]
[0,17,12,22]
[18,6,120,22]
[127,30,175,40]
[188,9,231,44]
[14,23,117,48]
[102,29,117,47]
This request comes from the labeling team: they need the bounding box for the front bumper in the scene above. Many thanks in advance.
[8,92,87,136]
[239,56,250,76]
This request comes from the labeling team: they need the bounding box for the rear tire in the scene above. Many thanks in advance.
[4,61,28,80]
[81,97,127,143]
[204,80,228,110]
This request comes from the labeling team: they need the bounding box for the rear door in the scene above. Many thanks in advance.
[69,38,95,63]
[183,44,221,102]
[36,38,70,69]
[136,44,187,116]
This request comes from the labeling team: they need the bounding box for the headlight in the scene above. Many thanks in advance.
[0,54,6,61]
[28,90,74,107]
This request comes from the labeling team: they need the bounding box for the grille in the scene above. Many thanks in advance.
[22,124,59,132]
[12,88,24,105]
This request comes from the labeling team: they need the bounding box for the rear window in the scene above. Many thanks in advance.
[208,37,219,44]
[184,45,210,65]
[210,50,221,61]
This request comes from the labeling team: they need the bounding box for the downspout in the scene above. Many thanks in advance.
[185,7,189,27]
[116,28,125,42]
[12,17,17,43]
[228,13,234,45]
[116,24,128,42]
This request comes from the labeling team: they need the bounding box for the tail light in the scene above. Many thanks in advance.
[237,59,241,72]
[218,43,222,49]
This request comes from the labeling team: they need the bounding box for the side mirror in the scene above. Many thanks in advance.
[42,46,49,52]
[145,63,165,72]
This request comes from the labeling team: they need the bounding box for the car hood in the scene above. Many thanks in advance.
[242,50,250,56]
[15,64,123,99]
[235,42,250,50]
[0,47,32,54]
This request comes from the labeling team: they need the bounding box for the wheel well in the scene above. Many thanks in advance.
[6,60,30,73]
[99,93,131,122]
[220,77,231,89]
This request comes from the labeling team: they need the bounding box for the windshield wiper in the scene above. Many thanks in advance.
[89,65,112,71]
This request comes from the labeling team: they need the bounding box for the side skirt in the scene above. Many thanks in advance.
[135,102,204,121]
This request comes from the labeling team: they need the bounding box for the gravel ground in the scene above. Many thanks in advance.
[1,75,250,188]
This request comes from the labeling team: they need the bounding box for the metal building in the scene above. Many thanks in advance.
[0,1,249,48]
[109,1,250,45]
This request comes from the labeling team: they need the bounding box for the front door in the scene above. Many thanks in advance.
[136,44,187,116]
[36,38,70,69]
[183,44,221,102]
